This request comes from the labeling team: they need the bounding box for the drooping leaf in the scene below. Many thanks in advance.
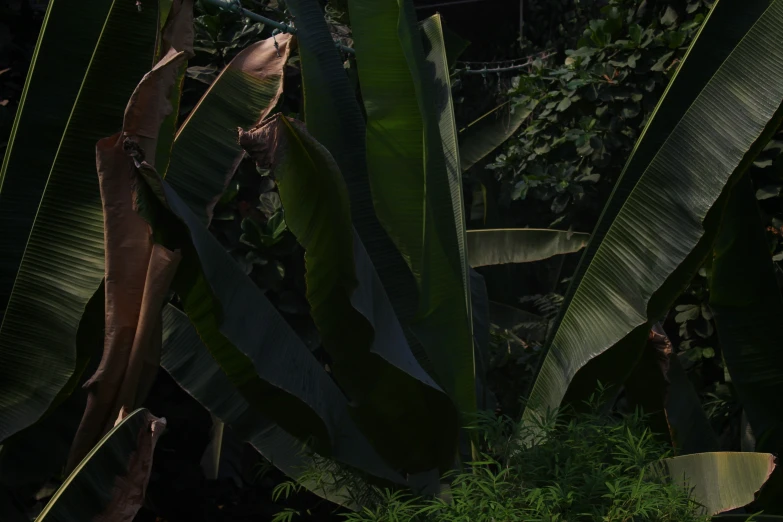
[164,33,292,223]
[459,101,532,172]
[523,0,783,423]
[36,408,166,522]
[68,2,192,470]
[239,115,456,472]
[0,0,115,322]
[709,174,783,454]
[0,0,160,444]
[134,160,403,481]
[160,305,402,504]
[284,0,421,342]
[466,228,589,267]
[347,2,475,414]
[661,452,775,515]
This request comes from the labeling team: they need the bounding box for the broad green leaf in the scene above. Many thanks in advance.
[0,0,114,322]
[347,1,475,414]
[285,0,421,340]
[160,305,403,502]
[134,161,404,478]
[709,174,783,454]
[36,408,165,522]
[459,101,531,172]
[0,0,159,443]
[466,228,589,267]
[662,452,775,515]
[164,33,292,223]
[523,0,783,423]
[239,115,456,472]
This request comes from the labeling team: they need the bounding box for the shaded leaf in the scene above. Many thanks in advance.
[160,305,403,504]
[37,408,165,522]
[239,114,456,472]
[709,174,783,454]
[0,0,159,444]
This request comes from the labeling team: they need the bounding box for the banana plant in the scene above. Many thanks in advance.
[520,0,783,511]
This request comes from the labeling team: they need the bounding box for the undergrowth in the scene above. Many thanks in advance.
[272,392,710,522]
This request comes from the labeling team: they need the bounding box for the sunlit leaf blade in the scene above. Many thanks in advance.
[239,115,456,472]
[347,0,475,414]
[163,34,291,223]
[661,452,775,515]
[459,101,531,172]
[36,408,165,522]
[0,0,159,443]
[284,0,420,339]
[523,0,783,422]
[160,305,403,502]
[0,0,113,322]
[135,164,403,480]
[709,175,783,454]
[466,229,589,267]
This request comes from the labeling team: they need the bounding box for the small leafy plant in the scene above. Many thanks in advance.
[274,394,710,522]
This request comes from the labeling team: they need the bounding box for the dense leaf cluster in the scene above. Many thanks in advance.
[486,0,710,229]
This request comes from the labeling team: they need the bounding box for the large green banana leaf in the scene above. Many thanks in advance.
[239,115,456,472]
[0,0,114,322]
[0,0,159,443]
[466,229,589,267]
[709,174,783,454]
[523,0,783,422]
[284,0,420,339]
[661,452,775,515]
[163,33,292,223]
[160,305,402,503]
[36,408,165,521]
[459,101,532,172]
[347,1,475,414]
[133,157,405,477]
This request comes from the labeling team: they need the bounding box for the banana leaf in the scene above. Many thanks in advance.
[164,33,292,224]
[523,0,783,422]
[36,408,165,522]
[661,452,775,515]
[0,0,159,443]
[709,174,783,454]
[0,0,114,321]
[284,0,421,341]
[239,114,457,472]
[347,1,475,415]
[133,157,404,481]
[161,305,402,505]
[466,229,589,267]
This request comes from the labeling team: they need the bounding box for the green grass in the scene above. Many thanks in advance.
[273,391,711,522]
